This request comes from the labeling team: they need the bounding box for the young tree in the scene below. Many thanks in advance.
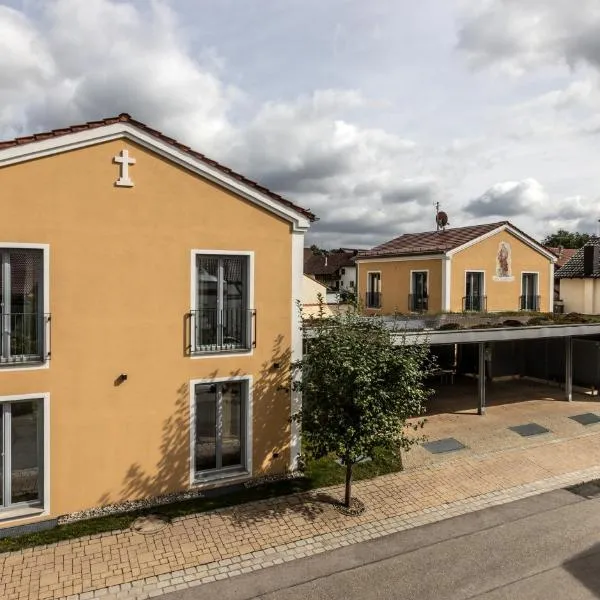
[293,308,432,509]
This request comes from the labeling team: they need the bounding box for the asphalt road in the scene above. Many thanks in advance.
[160,487,600,599]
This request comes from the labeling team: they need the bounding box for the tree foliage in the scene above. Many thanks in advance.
[542,229,592,249]
[293,307,432,507]
[309,244,329,256]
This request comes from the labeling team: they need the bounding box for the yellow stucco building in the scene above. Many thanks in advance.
[356,222,556,315]
[0,114,314,530]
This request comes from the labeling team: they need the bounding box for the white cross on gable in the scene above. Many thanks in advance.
[113,149,136,187]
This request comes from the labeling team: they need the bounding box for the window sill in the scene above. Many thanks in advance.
[190,349,253,359]
[0,506,45,524]
[0,360,49,372]
[192,470,251,489]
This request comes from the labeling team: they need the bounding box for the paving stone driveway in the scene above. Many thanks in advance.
[3,423,600,600]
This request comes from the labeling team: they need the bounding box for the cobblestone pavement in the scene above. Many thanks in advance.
[404,379,600,468]
[3,417,600,599]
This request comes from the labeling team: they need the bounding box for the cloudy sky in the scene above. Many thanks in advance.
[2,0,600,248]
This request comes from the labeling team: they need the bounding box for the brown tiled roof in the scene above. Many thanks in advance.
[304,249,357,276]
[0,113,316,222]
[358,222,508,258]
[546,247,578,268]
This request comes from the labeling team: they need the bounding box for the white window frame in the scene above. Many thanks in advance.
[0,393,50,520]
[409,269,429,312]
[189,376,253,485]
[366,271,382,308]
[520,271,540,311]
[0,243,50,371]
[190,250,255,358]
[464,270,486,311]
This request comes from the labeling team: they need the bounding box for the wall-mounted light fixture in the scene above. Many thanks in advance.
[114,373,128,386]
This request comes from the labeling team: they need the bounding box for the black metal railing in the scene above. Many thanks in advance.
[462,295,487,312]
[189,308,256,354]
[408,294,428,312]
[365,292,382,309]
[0,313,51,365]
[519,295,540,311]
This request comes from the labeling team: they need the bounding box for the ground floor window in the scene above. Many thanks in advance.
[366,272,382,308]
[193,379,249,478]
[1,397,44,509]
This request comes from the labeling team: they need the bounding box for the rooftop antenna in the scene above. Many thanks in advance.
[434,201,449,232]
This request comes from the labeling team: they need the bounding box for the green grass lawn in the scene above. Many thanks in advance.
[0,447,403,554]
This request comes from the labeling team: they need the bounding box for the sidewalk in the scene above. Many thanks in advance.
[3,429,600,600]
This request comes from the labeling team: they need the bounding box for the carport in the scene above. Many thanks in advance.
[399,323,600,415]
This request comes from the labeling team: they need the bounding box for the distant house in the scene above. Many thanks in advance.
[355,221,556,314]
[303,248,358,293]
[301,275,333,317]
[546,246,577,302]
[555,239,600,313]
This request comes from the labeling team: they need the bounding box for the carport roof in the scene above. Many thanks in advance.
[396,323,600,345]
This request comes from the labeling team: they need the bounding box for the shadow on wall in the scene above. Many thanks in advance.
[563,542,600,596]
[97,336,294,508]
[252,334,293,473]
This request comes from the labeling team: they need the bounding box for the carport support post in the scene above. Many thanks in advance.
[478,342,486,415]
[565,336,573,402]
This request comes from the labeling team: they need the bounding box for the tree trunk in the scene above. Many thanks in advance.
[344,457,353,507]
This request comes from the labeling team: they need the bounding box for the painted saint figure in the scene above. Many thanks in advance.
[496,241,511,278]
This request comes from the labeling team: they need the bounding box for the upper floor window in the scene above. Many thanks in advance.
[191,254,255,354]
[1,249,49,365]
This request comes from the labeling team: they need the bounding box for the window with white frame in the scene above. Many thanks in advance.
[1,249,47,364]
[193,380,248,478]
[1,398,45,509]
[520,273,539,310]
[366,272,381,308]
[192,254,253,353]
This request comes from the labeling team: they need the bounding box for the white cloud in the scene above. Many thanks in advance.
[0,0,236,153]
[2,0,600,248]
[457,0,600,75]
[465,178,548,217]
[465,178,600,235]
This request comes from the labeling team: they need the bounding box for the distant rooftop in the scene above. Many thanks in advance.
[546,247,578,268]
[304,248,357,276]
[555,239,600,278]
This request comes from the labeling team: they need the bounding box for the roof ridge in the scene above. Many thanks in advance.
[0,114,316,222]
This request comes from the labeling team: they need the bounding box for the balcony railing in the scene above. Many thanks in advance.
[0,313,51,365]
[365,292,382,309]
[408,294,428,312]
[520,295,540,311]
[189,308,256,354]
[462,295,487,312]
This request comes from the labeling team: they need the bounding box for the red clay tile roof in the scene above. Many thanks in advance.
[358,222,508,258]
[546,247,578,268]
[304,249,357,275]
[0,113,316,222]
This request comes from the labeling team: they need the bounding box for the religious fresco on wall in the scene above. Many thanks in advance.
[493,241,514,281]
